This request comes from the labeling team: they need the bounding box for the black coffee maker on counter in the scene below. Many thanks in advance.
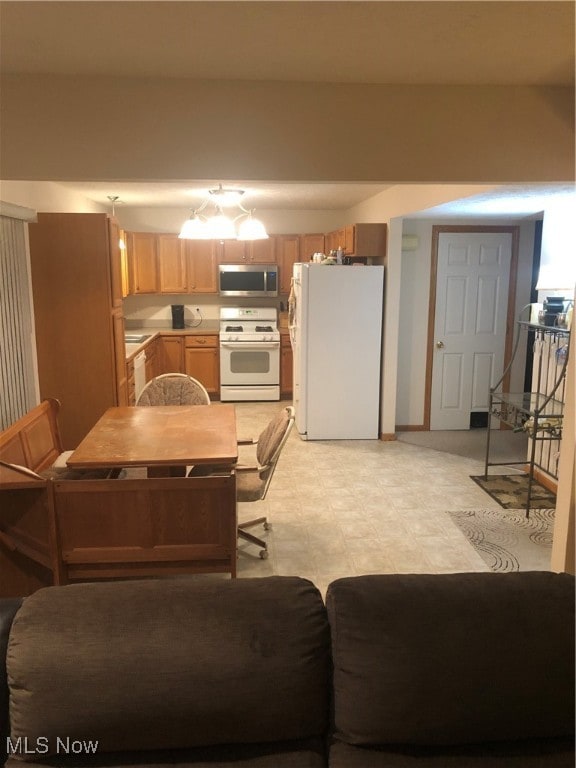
[541,296,565,327]
[171,304,185,329]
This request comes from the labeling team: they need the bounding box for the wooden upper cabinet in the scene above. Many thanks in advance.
[121,224,386,295]
[108,218,124,307]
[324,224,387,261]
[218,239,248,263]
[327,225,355,255]
[158,234,187,293]
[277,235,300,294]
[184,240,218,293]
[127,232,159,293]
[248,237,276,263]
[300,233,325,262]
[341,225,355,254]
[325,230,339,254]
[212,236,276,264]
[119,229,130,298]
[349,224,387,261]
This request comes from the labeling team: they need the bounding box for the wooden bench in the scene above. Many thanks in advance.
[0,398,66,475]
[0,401,238,597]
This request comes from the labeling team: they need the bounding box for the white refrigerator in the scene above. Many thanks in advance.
[289,262,384,439]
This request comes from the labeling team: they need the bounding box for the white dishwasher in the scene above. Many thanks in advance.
[133,351,147,402]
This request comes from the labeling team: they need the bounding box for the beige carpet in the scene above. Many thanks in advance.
[397,428,528,465]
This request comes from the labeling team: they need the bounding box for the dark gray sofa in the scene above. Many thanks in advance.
[0,572,574,767]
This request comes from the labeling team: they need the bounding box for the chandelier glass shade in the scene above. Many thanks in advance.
[179,185,268,240]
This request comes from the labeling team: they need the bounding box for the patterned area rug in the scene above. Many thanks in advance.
[470,474,556,510]
[448,508,554,572]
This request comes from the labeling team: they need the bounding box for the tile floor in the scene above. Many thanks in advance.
[233,402,500,596]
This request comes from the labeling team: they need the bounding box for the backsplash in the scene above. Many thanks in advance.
[122,294,284,324]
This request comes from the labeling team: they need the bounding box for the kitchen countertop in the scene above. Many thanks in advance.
[125,323,220,360]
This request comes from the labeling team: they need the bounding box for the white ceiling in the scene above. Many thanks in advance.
[2,2,574,218]
[52,180,394,212]
[49,180,576,219]
[410,184,576,219]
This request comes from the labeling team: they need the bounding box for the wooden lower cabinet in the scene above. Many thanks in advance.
[144,338,160,381]
[280,333,293,397]
[277,235,300,295]
[112,310,128,406]
[184,335,219,396]
[126,360,135,405]
[160,335,185,373]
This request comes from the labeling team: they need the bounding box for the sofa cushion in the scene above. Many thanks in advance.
[329,739,576,767]
[7,577,330,758]
[326,572,575,747]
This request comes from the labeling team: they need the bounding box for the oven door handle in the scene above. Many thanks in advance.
[220,342,280,350]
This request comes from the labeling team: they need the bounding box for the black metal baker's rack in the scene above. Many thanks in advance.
[484,303,570,517]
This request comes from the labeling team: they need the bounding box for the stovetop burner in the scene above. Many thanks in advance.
[219,307,280,342]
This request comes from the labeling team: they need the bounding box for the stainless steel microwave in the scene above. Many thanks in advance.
[218,264,278,298]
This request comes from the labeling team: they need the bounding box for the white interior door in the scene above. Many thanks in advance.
[430,232,512,430]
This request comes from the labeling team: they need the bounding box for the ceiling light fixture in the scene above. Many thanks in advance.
[179,184,268,241]
[107,195,126,250]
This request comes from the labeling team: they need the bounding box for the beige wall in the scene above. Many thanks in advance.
[1,75,574,183]
[0,181,106,214]
[551,319,575,575]
[394,218,535,426]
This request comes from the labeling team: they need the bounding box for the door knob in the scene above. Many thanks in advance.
[436,341,445,349]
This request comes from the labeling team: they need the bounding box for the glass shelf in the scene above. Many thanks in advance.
[485,308,570,516]
[491,391,566,418]
[518,320,570,336]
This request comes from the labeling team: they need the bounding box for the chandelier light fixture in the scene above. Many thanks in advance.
[107,195,126,250]
[179,184,268,241]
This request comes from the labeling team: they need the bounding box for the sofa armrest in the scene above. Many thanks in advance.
[0,599,23,764]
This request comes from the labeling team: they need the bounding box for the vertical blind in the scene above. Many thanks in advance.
[0,215,38,429]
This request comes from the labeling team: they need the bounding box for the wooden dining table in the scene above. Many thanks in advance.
[67,404,238,475]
